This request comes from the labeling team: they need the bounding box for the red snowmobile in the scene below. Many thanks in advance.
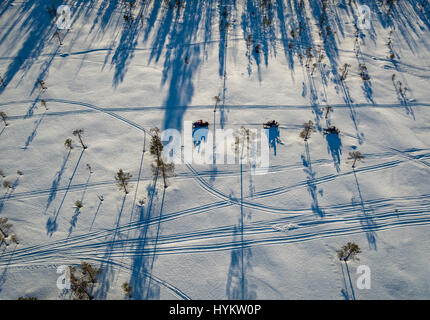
[323,126,340,135]
[193,120,209,129]
[263,120,279,129]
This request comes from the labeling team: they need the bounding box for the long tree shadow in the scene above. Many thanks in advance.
[0,1,92,94]
[129,170,161,300]
[89,199,103,231]
[67,171,92,238]
[301,141,325,217]
[158,0,207,131]
[46,149,85,236]
[45,150,71,214]
[264,126,281,156]
[0,245,17,295]
[0,1,55,94]
[352,168,377,250]
[340,260,355,300]
[325,130,342,173]
[95,193,127,300]
[240,0,276,80]
[22,110,47,150]
[226,223,257,300]
[143,187,166,300]
[111,1,150,87]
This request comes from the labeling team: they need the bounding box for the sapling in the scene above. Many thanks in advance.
[299,121,316,141]
[38,79,47,90]
[0,111,8,126]
[86,164,93,174]
[41,99,48,110]
[339,63,351,80]
[323,106,333,119]
[337,242,361,262]
[213,95,221,112]
[73,129,87,149]
[115,169,132,194]
[64,138,73,150]
[150,127,175,188]
[348,151,364,168]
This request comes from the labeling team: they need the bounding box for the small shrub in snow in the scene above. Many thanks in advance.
[64,138,73,150]
[74,200,83,209]
[0,217,13,246]
[2,180,12,189]
[122,282,132,298]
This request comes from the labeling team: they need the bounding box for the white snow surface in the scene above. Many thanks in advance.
[0,0,429,299]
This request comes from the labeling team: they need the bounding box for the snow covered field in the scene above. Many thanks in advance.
[0,0,429,299]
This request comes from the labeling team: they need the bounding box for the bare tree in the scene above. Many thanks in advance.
[115,169,132,194]
[73,129,87,149]
[0,111,8,126]
[337,242,361,262]
[299,120,316,141]
[348,151,364,168]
